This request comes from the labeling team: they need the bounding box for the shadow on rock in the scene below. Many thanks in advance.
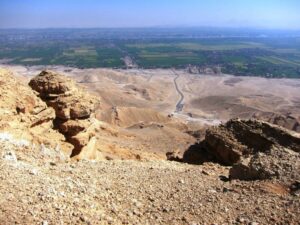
[170,119,300,184]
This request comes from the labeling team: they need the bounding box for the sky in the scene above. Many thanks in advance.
[0,0,299,29]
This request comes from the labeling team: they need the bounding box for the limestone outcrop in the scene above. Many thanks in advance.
[29,70,98,120]
[204,119,300,166]
[0,68,72,154]
[182,119,300,182]
[29,70,101,159]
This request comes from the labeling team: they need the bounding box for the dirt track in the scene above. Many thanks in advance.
[172,69,185,112]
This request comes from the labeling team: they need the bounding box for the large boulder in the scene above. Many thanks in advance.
[28,70,74,97]
[29,70,99,120]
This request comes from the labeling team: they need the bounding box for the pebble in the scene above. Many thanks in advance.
[178,179,185,184]
[202,170,212,176]
[237,217,247,223]
[29,168,38,175]
[3,151,17,161]
[1,139,298,225]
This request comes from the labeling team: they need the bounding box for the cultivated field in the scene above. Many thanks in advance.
[1,29,300,78]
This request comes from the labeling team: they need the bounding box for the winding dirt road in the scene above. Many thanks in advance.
[172,69,185,112]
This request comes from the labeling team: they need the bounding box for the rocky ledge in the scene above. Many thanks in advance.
[182,119,300,183]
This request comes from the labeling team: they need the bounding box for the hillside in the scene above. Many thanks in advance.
[0,68,299,224]
[1,134,299,225]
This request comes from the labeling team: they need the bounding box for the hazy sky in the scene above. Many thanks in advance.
[0,0,299,29]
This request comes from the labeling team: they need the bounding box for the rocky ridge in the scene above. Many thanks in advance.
[182,119,300,184]
[1,68,192,161]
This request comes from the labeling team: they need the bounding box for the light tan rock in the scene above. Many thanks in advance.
[74,137,104,160]
[29,70,101,158]
[29,70,99,120]
[0,68,72,155]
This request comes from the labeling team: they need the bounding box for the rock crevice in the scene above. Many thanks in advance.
[29,70,101,159]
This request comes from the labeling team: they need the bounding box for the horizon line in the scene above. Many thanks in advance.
[1,26,300,31]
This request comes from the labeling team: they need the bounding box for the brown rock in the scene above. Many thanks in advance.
[182,119,300,181]
[29,70,100,158]
[205,127,246,165]
[203,119,300,165]
[74,137,104,160]
[28,70,74,97]
[230,146,300,182]
[59,120,90,137]
[193,119,300,181]
[166,150,182,162]
[29,70,99,120]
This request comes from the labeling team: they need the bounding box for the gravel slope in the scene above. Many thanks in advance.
[0,137,299,225]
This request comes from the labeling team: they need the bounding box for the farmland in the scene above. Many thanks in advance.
[0,28,300,77]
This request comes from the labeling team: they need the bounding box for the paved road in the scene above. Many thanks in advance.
[172,69,185,112]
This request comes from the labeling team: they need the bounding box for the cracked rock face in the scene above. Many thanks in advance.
[0,69,53,126]
[29,70,101,159]
[204,119,300,166]
[184,119,300,182]
[0,68,72,154]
